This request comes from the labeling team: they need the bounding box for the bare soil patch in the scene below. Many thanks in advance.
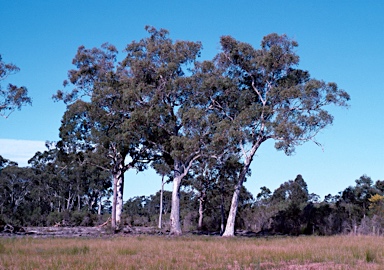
[0,223,265,238]
[0,224,169,238]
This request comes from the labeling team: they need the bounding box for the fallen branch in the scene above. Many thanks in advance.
[3,224,14,233]
[97,217,111,228]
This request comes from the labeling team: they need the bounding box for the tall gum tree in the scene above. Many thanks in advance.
[121,26,216,235]
[55,44,150,230]
[205,33,350,236]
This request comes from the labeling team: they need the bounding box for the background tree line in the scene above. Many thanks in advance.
[1,153,383,236]
[1,26,356,236]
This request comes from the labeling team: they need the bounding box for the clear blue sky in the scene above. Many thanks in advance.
[0,1,383,200]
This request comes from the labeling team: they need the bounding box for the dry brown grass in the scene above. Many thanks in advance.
[0,235,383,269]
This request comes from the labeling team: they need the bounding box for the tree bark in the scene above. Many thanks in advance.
[198,190,205,230]
[222,163,250,237]
[222,140,262,237]
[170,174,182,235]
[169,155,199,235]
[98,194,102,216]
[77,194,81,211]
[116,172,124,227]
[111,173,118,230]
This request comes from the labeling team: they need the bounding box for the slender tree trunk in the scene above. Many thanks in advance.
[88,195,95,212]
[77,194,81,211]
[220,179,225,235]
[116,171,124,227]
[77,171,81,211]
[109,144,127,231]
[98,195,102,216]
[111,173,118,230]
[158,176,165,229]
[66,191,71,210]
[222,163,250,237]
[198,189,205,230]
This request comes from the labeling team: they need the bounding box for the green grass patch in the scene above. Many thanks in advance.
[0,242,6,254]
[117,248,138,255]
[63,245,90,255]
[365,248,377,263]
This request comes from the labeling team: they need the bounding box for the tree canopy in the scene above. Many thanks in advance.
[0,55,31,118]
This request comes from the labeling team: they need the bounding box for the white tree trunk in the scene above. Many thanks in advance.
[222,140,261,237]
[222,162,251,237]
[109,143,127,231]
[111,173,119,230]
[170,174,182,235]
[222,182,241,236]
[198,198,204,230]
[116,172,124,227]
[158,176,165,229]
[198,189,206,230]
[169,156,200,235]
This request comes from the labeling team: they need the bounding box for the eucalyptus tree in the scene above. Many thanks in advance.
[337,175,378,225]
[0,155,17,170]
[55,44,150,230]
[270,175,310,235]
[27,141,112,226]
[0,55,31,118]
[0,156,17,216]
[0,163,36,223]
[55,140,112,213]
[28,145,67,213]
[205,33,350,236]
[353,175,377,217]
[121,26,218,235]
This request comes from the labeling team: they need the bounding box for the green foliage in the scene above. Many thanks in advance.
[208,34,350,157]
[0,146,111,226]
[0,55,32,118]
[247,174,384,236]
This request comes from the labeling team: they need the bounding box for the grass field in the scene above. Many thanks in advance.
[0,235,383,269]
